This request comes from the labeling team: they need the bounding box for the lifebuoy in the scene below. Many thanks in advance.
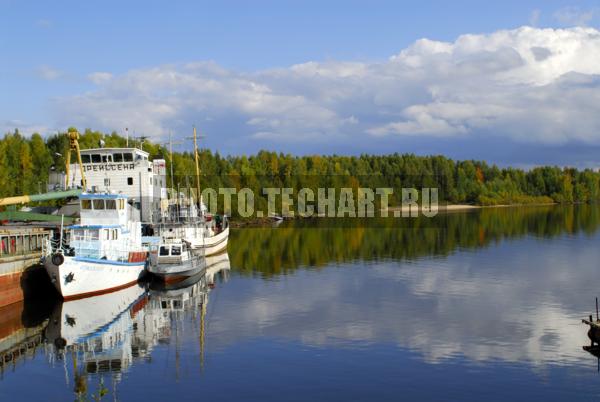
[54,337,67,349]
[51,253,65,266]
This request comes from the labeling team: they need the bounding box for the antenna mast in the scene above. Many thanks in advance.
[193,126,201,208]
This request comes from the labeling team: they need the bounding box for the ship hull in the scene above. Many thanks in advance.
[147,255,204,283]
[192,227,229,256]
[44,256,146,300]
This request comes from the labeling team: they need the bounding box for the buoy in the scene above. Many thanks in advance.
[51,253,64,266]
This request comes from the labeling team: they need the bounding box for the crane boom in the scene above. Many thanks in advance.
[65,128,87,190]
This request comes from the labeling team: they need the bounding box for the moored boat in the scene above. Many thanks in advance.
[43,193,147,299]
[147,239,205,282]
[156,213,229,257]
[152,126,229,257]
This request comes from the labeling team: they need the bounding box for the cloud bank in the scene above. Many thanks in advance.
[55,27,600,161]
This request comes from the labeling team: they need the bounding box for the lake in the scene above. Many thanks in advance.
[2,205,600,401]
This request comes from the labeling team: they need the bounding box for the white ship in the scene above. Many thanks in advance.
[43,193,148,299]
[152,127,229,256]
[156,213,229,257]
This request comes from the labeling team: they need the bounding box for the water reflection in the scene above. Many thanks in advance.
[229,204,600,276]
[2,206,600,401]
[216,205,600,370]
[0,253,230,400]
[0,298,54,378]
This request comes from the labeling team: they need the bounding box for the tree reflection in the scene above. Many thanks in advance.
[229,205,600,276]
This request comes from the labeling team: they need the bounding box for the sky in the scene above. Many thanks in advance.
[1,0,600,167]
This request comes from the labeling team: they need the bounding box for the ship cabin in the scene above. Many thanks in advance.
[68,193,144,263]
[49,147,168,223]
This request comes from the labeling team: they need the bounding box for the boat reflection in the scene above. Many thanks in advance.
[45,283,149,373]
[147,252,230,371]
[0,297,56,377]
[38,252,230,399]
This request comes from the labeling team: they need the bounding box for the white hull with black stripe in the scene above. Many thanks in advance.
[45,255,146,299]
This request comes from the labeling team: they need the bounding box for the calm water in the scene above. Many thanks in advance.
[2,205,600,401]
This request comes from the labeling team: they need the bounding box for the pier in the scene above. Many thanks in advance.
[0,227,53,307]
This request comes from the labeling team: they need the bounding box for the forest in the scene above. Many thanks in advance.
[0,128,598,208]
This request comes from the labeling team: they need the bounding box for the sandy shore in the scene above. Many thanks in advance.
[384,202,558,214]
[384,204,480,214]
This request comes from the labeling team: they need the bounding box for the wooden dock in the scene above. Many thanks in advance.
[0,226,53,307]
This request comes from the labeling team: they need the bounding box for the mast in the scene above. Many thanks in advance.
[193,126,201,209]
[169,131,175,196]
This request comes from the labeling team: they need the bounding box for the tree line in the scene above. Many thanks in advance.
[0,128,598,207]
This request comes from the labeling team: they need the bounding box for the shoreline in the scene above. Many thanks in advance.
[229,202,563,227]
[384,202,558,214]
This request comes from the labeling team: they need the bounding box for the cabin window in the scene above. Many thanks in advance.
[159,246,169,256]
[103,229,110,240]
[127,177,133,185]
[105,199,116,209]
[124,153,133,162]
[1,237,7,255]
[171,246,181,256]
[81,200,92,209]
[81,155,91,163]
[104,178,111,187]
[73,229,85,240]
[111,229,118,240]
[89,229,99,241]
[113,153,123,162]
[93,199,105,210]
[102,155,109,163]
[91,154,101,163]
[118,199,125,209]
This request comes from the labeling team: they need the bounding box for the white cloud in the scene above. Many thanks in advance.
[36,65,63,80]
[529,9,541,27]
[553,7,597,27]
[88,72,113,85]
[36,19,52,28]
[1,119,51,136]
[54,27,600,148]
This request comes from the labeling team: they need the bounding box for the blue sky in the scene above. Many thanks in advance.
[2,0,600,166]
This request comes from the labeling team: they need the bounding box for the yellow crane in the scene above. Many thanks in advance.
[0,128,85,210]
[65,128,87,190]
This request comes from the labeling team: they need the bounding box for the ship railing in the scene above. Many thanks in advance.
[42,237,68,256]
[70,242,147,262]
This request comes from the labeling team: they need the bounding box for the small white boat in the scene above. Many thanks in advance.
[43,193,147,299]
[147,239,205,282]
[157,216,229,256]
